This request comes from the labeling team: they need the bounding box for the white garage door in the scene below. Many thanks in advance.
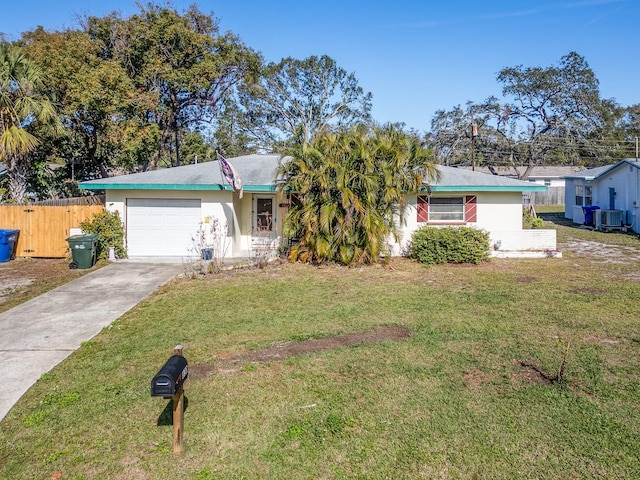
[127,199,202,257]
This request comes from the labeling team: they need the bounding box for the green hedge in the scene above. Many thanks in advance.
[408,226,490,265]
[79,210,127,260]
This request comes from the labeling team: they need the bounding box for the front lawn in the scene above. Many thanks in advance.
[1,222,639,479]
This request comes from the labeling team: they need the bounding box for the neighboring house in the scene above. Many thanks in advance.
[563,158,640,232]
[460,165,583,205]
[79,154,557,259]
[459,165,581,186]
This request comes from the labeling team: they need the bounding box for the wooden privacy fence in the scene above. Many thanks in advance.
[529,187,565,206]
[0,201,105,258]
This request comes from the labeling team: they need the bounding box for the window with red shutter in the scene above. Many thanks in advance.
[416,196,477,224]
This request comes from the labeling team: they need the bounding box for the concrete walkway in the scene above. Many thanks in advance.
[0,261,184,421]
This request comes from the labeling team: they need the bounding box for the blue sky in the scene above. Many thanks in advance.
[1,1,638,132]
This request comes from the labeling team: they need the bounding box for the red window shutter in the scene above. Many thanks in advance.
[465,195,477,223]
[417,196,429,222]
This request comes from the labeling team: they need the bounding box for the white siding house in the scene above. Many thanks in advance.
[564,159,640,232]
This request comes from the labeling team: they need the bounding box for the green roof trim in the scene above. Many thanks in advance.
[79,183,278,192]
[430,184,547,192]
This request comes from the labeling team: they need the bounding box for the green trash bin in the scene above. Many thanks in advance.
[66,233,99,269]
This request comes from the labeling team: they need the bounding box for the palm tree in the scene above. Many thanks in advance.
[0,43,60,202]
[277,124,439,265]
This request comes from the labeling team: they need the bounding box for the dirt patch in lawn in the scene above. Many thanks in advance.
[509,359,554,386]
[563,240,640,263]
[189,325,413,379]
[463,368,492,388]
[0,258,91,312]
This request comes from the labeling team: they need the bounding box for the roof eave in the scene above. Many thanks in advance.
[429,185,547,192]
[79,183,277,191]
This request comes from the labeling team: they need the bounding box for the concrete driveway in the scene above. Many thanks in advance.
[0,261,184,421]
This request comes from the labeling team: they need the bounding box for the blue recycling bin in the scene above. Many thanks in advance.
[0,229,20,262]
[582,205,600,227]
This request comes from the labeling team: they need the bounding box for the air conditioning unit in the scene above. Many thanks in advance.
[601,209,623,228]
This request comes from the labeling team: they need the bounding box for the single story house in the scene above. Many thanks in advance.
[563,158,640,232]
[79,154,557,259]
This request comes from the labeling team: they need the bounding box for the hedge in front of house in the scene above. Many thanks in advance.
[408,226,490,265]
[80,210,127,260]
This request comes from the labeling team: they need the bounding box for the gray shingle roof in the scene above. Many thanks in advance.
[80,154,286,191]
[432,166,546,191]
[458,165,583,178]
[80,154,545,192]
[562,159,640,181]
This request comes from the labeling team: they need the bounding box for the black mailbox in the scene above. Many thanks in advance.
[151,355,188,397]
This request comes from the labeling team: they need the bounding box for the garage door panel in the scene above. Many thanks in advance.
[127,199,201,257]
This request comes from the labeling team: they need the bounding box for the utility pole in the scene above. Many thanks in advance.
[471,123,478,171]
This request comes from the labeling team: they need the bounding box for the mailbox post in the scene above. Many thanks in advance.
[151,345,188,453]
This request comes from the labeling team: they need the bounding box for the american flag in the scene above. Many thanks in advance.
[217,153,243,198]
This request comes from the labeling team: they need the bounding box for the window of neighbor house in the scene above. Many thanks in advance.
[575,185,592,206]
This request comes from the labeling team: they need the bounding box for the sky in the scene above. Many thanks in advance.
[1,0,638,132]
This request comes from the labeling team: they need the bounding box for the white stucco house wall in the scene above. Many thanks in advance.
[79,155,557,260]
[563,159,640,232]
[80,155,288,259]
[392,167,557,258]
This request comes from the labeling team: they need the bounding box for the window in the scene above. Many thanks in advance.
[429,197,464,221]
[575,185,592,206]
[417,196,477,223]
[255,197,274,231]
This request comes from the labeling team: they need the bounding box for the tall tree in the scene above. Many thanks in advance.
[20,27,150,181]
[578,100,639,165]
[428,52,617,178]
[277,123,438,265]
[0,43,60,201]
[495,51,604,177]
[210,96,256,157]
[87,4,261,169]
[237,55,373,151]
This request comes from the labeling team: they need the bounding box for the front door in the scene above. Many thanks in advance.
[252,196,277,256]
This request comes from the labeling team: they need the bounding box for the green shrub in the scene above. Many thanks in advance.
[523,209,544,229]
[80,210,127,260]
[408,226,490,265]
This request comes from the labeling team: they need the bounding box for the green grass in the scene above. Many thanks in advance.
[1,220,640,479]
